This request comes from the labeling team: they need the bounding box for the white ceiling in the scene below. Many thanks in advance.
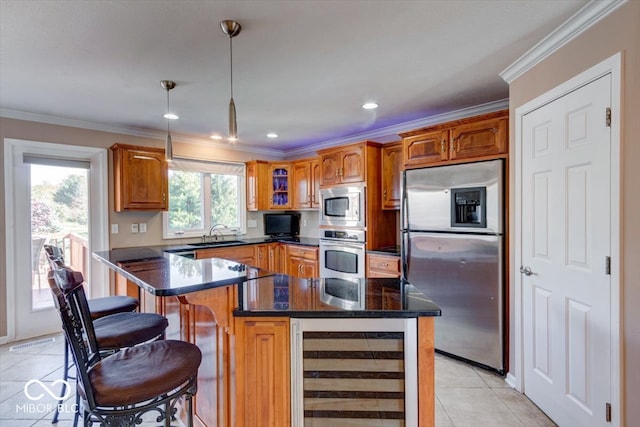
[0,0,588,156]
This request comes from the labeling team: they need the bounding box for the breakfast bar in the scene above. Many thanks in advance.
[93,248,441,427]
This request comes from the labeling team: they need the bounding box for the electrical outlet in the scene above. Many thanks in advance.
[303,219,307,227]
[111,224,119,234]
[139,223,147,233]
[131,223,139,233]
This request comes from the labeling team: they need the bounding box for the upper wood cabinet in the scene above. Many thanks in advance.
[269,163,291,209]
[403,129,450,168]
[401,110,508,169]
[318,142,378,186]
[245,161,294,211]
[246,160,269,211]
[111,144,168,211]
[291,157,320,210]
[381,142,402,210]
[450,115,508,160]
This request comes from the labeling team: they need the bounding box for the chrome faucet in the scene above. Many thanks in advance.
[208,223,228,241]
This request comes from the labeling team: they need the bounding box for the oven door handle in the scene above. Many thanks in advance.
[320,241,365,251]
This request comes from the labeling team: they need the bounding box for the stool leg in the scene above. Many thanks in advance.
[52,339,70,424]
[164,402,171,427]
[187,395,194,427]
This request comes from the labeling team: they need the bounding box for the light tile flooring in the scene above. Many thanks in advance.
[434,353,556,426]
[1,333,556,426]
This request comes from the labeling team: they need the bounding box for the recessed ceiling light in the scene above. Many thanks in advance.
[210,135,223,140]
[267,132,278,138]
[362,102,378,110]
[163,113,179,120]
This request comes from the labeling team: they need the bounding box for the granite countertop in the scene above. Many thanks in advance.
[94,244,441,318]
[93,247,275,296]
[367,246,401,256]
[236,274,440,318]
[93,237,318,296]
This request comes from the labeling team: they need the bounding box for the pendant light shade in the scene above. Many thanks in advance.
[221,20,241,143]
[160,80,177,160]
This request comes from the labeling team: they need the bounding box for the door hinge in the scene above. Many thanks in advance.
[606,107,612,127]
[605,256,611,275]
[606,402,612,422]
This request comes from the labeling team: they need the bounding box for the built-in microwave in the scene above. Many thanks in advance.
[319,186,365,228]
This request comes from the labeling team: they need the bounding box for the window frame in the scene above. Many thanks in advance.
[162,159,246,240]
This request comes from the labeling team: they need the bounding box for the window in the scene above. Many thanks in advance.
[162,159,246,239]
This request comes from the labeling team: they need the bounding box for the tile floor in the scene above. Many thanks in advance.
[0,333,556,426]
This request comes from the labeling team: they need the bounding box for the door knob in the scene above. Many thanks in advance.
[519,265,535,276]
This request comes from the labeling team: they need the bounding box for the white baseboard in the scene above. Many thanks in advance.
[505,372,517,389]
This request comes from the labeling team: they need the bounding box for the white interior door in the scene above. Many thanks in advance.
[521,74,611,426]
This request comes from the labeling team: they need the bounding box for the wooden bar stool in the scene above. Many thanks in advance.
[43,245,141,424]
[47,268,169,426]
[50,267,201,427]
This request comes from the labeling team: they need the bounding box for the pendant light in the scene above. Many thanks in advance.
[220,20,241,143]
[160,80,177,160]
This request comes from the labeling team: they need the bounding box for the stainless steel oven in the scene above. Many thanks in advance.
[319,186,365,228]
[319,229,365,280]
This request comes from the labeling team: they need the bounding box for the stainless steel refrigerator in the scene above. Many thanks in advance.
[401,159,505,373]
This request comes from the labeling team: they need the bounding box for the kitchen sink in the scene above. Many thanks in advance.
[187,240,244,248]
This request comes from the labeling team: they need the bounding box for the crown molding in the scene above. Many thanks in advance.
[0,108,286,157]
[500,0,627,84]
[3,100,508,160]
[284,99,509,159]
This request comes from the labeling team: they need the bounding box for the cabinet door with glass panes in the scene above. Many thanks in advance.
[269,163,291,209]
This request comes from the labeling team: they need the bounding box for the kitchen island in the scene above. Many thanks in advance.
[93,248,440,427]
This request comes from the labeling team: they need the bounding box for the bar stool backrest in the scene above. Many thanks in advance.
[48,268,102,410]
[44,244,66,270]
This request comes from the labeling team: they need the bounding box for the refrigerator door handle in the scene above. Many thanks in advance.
[402,231,410,279]
[401,170,408,231]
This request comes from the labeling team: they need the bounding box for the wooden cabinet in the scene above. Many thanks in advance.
[194,245,256,266]
[318,142,377,186]
[403,129,450,168]
[235,317,290,427]
[111,144,168,211]
[255,243,284,272]
[285,244,318,279]
[401,110,508,169]
[381,142,402,210]
[366,253,401,278]
[246,160,269,211]
[291,158,320,210]
[269,163,291,209]
[450,115,508,160]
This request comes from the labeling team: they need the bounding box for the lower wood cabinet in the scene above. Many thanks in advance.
[194,244,256,265]
[366,253,401,278]
[285,245,318,278]
[235,317,290,427]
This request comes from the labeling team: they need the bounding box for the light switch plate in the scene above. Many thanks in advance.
[131,223,139,233]
[139,223,147,233]
[111,224,119,234]
[247,219,257,228]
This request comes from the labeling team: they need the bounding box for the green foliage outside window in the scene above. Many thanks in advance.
[168,169,241,233]
[210,175,238,227]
